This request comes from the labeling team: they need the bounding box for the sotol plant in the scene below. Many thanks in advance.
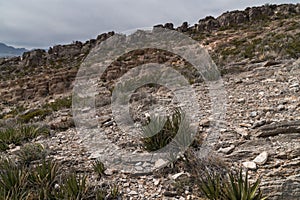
[0,159,29,199]
[27,159,59,199]
[200,168,267,200]
[141,108,182,151]
[60,174,89,200]
[17,143,47,166]
[0,125,50,152]
[92,160,106,178]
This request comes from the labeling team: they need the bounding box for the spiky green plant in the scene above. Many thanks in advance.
[0,125,50,152]
[43,96,72,111]
[200,170,222,200]
[0,159,29,199]
[0,157,122,199]
[199,168,268,200]
[18,109,51,123]
[19,125,50,142]
[109,184,120,199]
[141,108,182,151]
[0,127,20,151]
[95,188,107,200]
[27,159,59,199]
[222,169,267,200]
[17,143,47,166]
[61,174,89,200]
[92,160,106,178]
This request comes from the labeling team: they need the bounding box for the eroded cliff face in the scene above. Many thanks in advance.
[0,32,114,104]
[1,4,299,104]
[0,3,299,199]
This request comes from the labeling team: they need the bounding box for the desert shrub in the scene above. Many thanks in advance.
[0,105,26,119]
[18,108,51,123]
[0,125,49,151]
[141,108,182,151]
[17,143,47,166]
[60,174,89,200]
[44,96,72,111]
[109,184,120,199]
[27,159,60,199]
[0,158,121,200]
[0,159,29,199]
[92,160,106,179]
[199,168,267,200]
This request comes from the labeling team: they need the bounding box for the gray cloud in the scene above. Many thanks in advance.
[0,0,298,49]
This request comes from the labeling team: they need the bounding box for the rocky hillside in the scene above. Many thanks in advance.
[0,3,299,200]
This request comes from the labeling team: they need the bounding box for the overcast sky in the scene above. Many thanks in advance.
[0,0,298,49]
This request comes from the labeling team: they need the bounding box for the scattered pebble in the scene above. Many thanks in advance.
[243,161,257,170]
[253,151,268,165]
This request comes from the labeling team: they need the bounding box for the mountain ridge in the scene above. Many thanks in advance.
[0,42,28,57]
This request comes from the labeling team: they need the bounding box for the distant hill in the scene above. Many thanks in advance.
[0,42,28,57]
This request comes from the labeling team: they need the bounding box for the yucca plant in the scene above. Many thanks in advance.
[141,108,182,151]
[0,125,50,152]
[109,184,120,199]
[92,160,106,179]
[0,127,22,151]
[61,173,89,200]
[200,170,222,200]
[222,169,267,200]
[17,143,47,166]
[95,187,107,200]
[27,159,59,199]
[43,96,72,111]
[20,125,50,140]
[199,168,267,200]
[0,159,29,199]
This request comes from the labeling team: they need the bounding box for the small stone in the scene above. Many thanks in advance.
[154,159,168,169]
[218,145,235,154]
[81,107,91,113]
[9,146,21,153]
[242,161,257,170]
[253,151,268,165]
[163,191,177,197]
[277,104,285,111]
[142,162,151,167]
[8,143,16,149]
[153,179,160,186]
[239,123,252,128]
[235,127,249,137]
[135,166,143,171]
[220,128,227,133]
[235,79,243,84]
[250,111,257,117]
[103,120,113,127]
[252,120,266,128]
[290,83,299,88]
[88,151,102,159]
[105,168,117,176]
[200,118,210,127]
[171,172,185,180]
[54,183,60,190]
[237,98,245,103]
[128,191,138,195]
